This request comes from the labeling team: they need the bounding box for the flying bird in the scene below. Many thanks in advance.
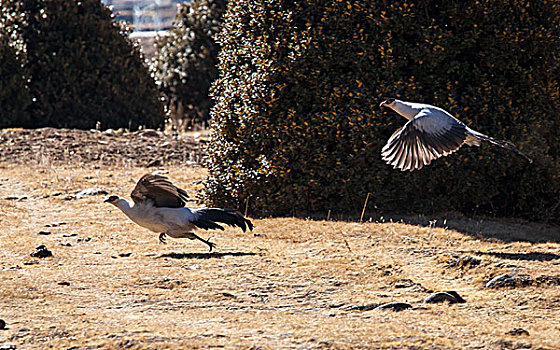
[104,174,253,251]
[379,99,532,171]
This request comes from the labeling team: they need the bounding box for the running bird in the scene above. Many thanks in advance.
[104,174,253,251]
[379,99,532,171]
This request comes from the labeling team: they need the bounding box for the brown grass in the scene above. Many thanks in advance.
[0,161,559,349]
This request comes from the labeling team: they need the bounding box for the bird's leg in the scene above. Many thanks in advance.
[159,233,167,244]
[191,233,216,252]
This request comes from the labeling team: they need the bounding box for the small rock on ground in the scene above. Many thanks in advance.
[534,275,560,286]
[424,291,466,304]
[45,222,66,227]
[0,345,16,350]
[506,328,530,336]
[75,188,108,198]
[485,274,532,288]
[345,304,380,311]
[374,302,412,311]
[446,255,482,269]
[23,260,40,265]
[30,245,52,258]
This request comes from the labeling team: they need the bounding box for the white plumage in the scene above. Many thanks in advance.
[105,174,253,251]
[379,99,532,171]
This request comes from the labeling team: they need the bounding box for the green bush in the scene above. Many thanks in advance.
[0,0,163,130]
[202,0,559,222]
[151,0,226,129]
[0,34,31,127]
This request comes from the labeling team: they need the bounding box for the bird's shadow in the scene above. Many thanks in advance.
[157,251,257,260]
[475,251,560,262]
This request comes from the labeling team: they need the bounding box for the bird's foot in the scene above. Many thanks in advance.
[205,238,216,252]
[193,233,215,252]
[159,233,167,244]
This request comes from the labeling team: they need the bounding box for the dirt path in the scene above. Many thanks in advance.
[0,128,202,167]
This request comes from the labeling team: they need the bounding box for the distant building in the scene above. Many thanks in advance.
[101,0,189,31]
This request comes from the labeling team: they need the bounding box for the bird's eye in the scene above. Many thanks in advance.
[385,98,395,104]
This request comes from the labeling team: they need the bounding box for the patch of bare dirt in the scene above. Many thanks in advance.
[0,128,202,167]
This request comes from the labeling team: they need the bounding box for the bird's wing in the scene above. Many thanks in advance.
[381,109,468,171]
[130,174,189,208]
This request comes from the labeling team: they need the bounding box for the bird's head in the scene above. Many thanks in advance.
[104,195,121,206]
[379,98,396,108]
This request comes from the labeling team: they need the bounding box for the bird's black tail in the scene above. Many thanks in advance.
[191,208,254,232]
[469,130,533,163]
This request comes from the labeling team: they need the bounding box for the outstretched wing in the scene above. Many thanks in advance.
[381,109,468,171]
[130,174,189,208]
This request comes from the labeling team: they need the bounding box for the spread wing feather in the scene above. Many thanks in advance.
[382,109,468,171]
[130,174,190,208]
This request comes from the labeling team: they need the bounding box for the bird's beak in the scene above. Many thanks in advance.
[380,100,388,108]
[104,198,111,203]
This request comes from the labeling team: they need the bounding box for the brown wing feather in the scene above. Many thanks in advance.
[130,174,189,208]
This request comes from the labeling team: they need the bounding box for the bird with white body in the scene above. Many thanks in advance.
[104,174,253,251]
[379,99,532,171]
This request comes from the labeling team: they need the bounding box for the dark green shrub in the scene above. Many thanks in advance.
[0,0,163,130]
[202,0,559,222]
[0,34,31,127]
[151,0,226,129]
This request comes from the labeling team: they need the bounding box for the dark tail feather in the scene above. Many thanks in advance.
[192,208,254,232]
[473,132,533,164]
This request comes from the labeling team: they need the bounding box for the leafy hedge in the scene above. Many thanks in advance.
[151,0,226,128]
[202,0,559,222]
[0,0,163,130]
[0,34,31,127]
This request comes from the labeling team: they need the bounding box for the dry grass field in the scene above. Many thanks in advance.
[0,129,559,349]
